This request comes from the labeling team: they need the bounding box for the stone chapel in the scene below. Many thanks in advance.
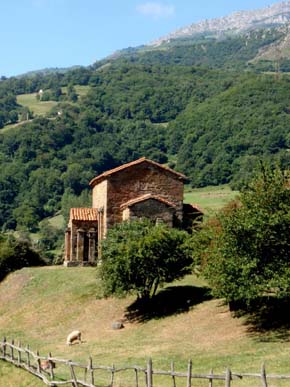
[63,157,202,266]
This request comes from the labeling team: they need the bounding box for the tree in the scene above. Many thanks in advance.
[38,220,62,251]
[203,167,290,307]
[67,84,78,102]
[51,86,63,101]
[61,188,91,224]
[19,107,32,121]
[13,203,40,232]
[0,233,45,281]
[100,220,192,300]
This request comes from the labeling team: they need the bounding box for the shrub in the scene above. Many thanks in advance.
[100,219,192,300]
[0,234,45,281]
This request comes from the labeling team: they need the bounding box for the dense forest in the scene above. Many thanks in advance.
[0,28,289,234]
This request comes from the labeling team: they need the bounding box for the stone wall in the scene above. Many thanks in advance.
[106,162,184,231]
[125,198,174,227]
[92,180,108,235]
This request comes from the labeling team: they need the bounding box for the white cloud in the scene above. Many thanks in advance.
[136,2,175,19]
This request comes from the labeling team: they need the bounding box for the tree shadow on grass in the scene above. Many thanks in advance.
[125,285,212,323]
[231,297,290,342]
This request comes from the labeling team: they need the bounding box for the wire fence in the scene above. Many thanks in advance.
[1,337,290,386]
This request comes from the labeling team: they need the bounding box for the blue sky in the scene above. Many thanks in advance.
[0,0,277,77]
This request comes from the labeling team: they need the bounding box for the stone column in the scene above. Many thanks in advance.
[88,228,97,264]
[64,228,71,262]
[76,228,85,263]
[70,225,77,262]
[97,208,104,259]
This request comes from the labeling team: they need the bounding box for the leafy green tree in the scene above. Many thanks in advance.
[203,167,290,307]
[66,84,78,102]
[19,107,32,121]
[60,188,91,224]
[13,203,40,232]
[38,220,63,251]
[100,220,192,300]
[51,86,63,101]
[0,233,45,281]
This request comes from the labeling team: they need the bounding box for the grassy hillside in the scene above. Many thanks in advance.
[1,267,290,386]
[0,362,43,387]
[16,85,90,117]
[184,185,239,214]
[17,94,57,116]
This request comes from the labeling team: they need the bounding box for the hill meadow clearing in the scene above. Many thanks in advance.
[16,86,90,117]
[2,86,90,132]
[1,186,289,386]
[1,266,290,387]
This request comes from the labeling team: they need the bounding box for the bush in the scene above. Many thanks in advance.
[100,219,192,300]
[0,234,45,281]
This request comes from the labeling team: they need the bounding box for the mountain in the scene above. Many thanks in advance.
[93,2,290,71]
[0,1,289,233]
[151,1,290,46]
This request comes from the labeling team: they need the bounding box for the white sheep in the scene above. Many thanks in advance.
[66,330,82,345]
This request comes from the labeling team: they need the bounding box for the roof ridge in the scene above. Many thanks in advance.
[89,157,187,187]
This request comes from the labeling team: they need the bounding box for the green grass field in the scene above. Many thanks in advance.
[1,122,25,132]
[17,94,58,116]
[0,267,289,386]
[0,362,43,387]
[1,85,91,132]
[1,85,90,133]
[47,213,65,230]
[184,185,239,215]
[16,85,90,118]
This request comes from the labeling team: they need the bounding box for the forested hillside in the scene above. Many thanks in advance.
[0,27,289,232]
[171,74,290,187]
[108,28,284,70]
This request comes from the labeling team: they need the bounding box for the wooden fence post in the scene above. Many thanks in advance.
[3,337,6,358]
[261,363,268,387]
[171,361,176,387]
[48,352,55,380]
[11,339,14,360]
[147,358,153,387]
[135,367,139,387]
[69,360,78,387]
[186,359,192,387]
[88,356,94,385]
[209,368,213,387]
[110,363,115,387]
[36,350,41,374]
[26,344,30,369]
[225,368,231,387]
[17,341,21,366]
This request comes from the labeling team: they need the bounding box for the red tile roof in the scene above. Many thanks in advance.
[70,208,98,221]
[120,194,176,210]
[89,157,188,187]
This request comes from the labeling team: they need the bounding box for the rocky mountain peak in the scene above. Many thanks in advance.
[150,1,290,46]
